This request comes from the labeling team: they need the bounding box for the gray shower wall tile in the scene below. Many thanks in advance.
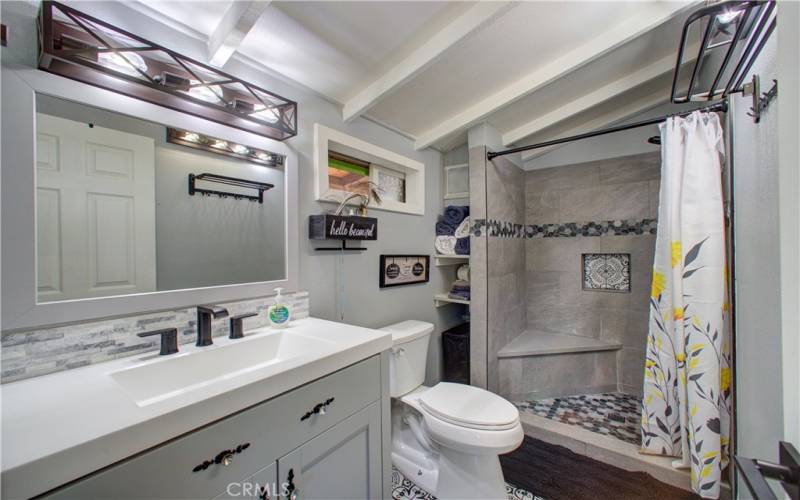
[649,180,661,219]
[525,191,559,225]
[526,162,600,194]
[1,292,310,384]
[469,146,489,389]
[620,347,647,393]
[597,152,661,185]
[558,182,651,222]
[526,152,662,225]
[487,155,525,224]
[469,146,488,218]
[497,350,618,401]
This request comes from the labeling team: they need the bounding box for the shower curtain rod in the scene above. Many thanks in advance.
[487,101,728,161]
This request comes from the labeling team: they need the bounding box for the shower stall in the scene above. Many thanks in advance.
[469,147,666,447]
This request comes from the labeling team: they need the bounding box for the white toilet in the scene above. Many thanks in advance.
[382,320,524,500]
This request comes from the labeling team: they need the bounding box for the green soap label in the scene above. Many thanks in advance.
[269,305,289,324]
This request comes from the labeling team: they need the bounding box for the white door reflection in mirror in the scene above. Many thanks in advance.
[36,113,156,302]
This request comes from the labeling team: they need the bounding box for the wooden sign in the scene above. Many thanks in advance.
[309,214,378,240]
[380,255,430,288]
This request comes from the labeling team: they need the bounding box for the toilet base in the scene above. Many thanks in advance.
[392,450,438,495]
[436,449,507,500]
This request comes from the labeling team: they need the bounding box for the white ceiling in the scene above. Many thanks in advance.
[127,0,698,153]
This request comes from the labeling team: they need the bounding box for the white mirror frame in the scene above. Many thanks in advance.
[1,66,299,331]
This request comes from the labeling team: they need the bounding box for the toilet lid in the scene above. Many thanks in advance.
[419,382,519,430]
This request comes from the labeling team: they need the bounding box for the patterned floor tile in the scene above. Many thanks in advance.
[391,466,542,500]
[515,393,642,446]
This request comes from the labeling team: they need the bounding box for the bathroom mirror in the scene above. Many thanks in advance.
[35,94,287,303]
[2,67,298,330]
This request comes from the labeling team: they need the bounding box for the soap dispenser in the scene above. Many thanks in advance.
[267,288,291,328]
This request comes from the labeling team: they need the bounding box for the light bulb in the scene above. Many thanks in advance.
[256,152,272,162]
[98,51,148,77]
[182,132,201,142]
[188,81,222,104]
[230,144,249,155]
[717,9,741,24]
[211,140,228,149]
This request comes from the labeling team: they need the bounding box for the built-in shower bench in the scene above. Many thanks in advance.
[497,331,622,358]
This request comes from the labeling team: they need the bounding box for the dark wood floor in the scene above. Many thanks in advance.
[500,436,700,500]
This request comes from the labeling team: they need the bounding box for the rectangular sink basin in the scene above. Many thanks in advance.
[110,330,333,407]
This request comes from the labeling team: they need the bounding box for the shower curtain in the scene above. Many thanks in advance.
[640,111,731,499]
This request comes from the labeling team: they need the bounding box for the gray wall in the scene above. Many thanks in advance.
[731,36,784,479]
[35,95,286,291]
[1,1,461,385]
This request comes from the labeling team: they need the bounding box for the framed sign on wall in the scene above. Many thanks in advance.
[379,255,430,288]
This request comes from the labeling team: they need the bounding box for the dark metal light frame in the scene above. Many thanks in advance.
[37,1,297,141]
[671,0,776,103]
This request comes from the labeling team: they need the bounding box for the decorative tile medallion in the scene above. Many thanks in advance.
[582,253,631,292]
[515,393,642,446]
[471,218,657,239]
[391,467,541,500]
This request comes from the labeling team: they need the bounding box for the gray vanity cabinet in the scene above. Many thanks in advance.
[213,462,277,500]
[44,356,386,500]
[277,402,382,500]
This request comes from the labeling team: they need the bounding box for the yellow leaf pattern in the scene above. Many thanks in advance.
[671,241,682,268]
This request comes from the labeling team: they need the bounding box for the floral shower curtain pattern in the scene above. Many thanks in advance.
[640,111,731,499]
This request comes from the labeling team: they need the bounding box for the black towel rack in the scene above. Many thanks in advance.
[188,173,274,203]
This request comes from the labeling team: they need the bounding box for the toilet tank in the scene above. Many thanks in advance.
[380,320,434,397]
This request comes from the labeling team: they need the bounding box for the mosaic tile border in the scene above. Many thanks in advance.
[471,218,657,238]
[1,292,310,384]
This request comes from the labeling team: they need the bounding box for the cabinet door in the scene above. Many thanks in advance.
[278,403,382,500]
[213,462,278,500]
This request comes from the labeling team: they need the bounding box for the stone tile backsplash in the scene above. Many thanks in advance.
[1,292,309,384]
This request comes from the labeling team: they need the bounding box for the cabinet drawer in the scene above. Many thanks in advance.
[46,356,380,499]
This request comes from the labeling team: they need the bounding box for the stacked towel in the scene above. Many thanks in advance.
[448,279,471,301]
[454,217,470,238]
[436,206,470,256]
[436,220,456,236]
[454,237,470,255]
[443,205,469,226]
[435,235,457,255]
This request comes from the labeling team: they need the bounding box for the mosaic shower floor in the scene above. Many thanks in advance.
[515,393,642,446]
[391,466,541,500]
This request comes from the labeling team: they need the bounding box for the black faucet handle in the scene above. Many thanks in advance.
[138,328,179,355]
[198,305,229,319]
[229,312,258,339]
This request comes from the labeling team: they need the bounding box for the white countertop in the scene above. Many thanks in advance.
[1,317,392,499]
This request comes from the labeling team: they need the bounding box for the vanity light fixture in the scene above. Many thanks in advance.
[167,128,285,168]
[38,1,297,140]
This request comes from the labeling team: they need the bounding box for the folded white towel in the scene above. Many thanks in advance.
[454,216,470,239]
[435,235,457,255]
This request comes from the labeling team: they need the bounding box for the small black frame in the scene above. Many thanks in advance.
[379,255,430,288]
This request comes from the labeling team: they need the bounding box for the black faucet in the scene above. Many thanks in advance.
[196,305,229,346]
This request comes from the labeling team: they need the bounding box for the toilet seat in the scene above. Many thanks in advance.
[418,382,520,431]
